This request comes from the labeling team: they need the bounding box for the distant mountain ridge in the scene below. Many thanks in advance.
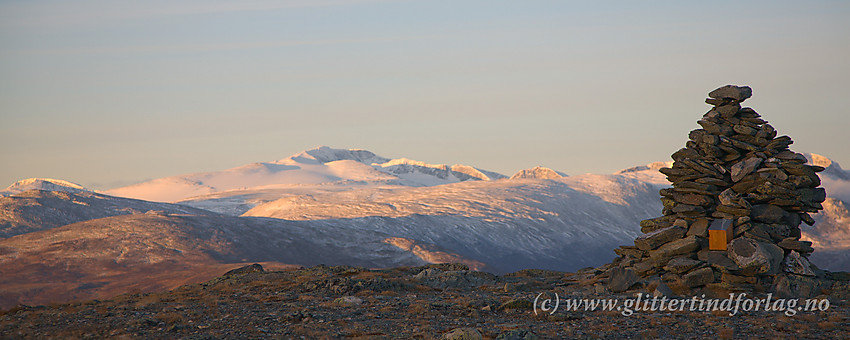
[0,190,210,238]
[1,178,89,197]
[104,146,506,202]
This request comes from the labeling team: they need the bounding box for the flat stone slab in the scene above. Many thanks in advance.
[684,267,715,287]
[708,85,752,101]
[634,226,687,251]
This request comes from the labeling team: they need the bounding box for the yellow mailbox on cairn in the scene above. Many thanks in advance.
[708,219,734,251]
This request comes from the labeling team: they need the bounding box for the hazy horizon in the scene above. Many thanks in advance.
[2,1,849,190]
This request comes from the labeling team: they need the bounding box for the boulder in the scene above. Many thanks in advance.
[653,282,676,298]
[783,251,815,276]
[772,274,830,299]
[442,328,483,340]
[727,238,784,275]
[607,267,639,293]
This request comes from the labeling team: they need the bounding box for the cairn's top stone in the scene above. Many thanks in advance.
[708,85,752,102]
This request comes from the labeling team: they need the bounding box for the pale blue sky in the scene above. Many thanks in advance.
[1,0,848,189]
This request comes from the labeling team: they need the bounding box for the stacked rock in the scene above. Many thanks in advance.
[610,85,828,295]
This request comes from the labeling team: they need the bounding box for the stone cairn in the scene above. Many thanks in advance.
[607,85,836,297]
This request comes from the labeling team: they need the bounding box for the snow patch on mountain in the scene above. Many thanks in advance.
[286,146,390,165]
[383,237,487,271]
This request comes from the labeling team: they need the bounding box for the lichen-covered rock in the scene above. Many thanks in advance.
[607,267,639,292]
[652,235,702,258]
[684,267,715,287]
[707,251,740,273]
[442,328,483,340]
[727,238,784,275]
[708,85,752,101]
[778,238,814,253]
[731,157,763,182]
[495,329,540,340]
[653,282,676,297]
[333,296,364,305]
[634,226,686,251]
[414,269,497,289]
[772,274,831,299]
[784,251,815,276]
[751,204,787,224]
[663,257,702,274]
[686,218,710,237]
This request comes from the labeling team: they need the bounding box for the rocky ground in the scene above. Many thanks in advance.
[1,263,848,339]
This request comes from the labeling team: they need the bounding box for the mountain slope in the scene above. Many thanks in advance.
[243,174,662,273]
[805,198,850,271]
[0,211,479,309]
[1,178,88,197]
[105,146,505,203]
[0,190,210,238]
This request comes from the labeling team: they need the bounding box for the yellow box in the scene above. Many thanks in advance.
[708,219,734,251]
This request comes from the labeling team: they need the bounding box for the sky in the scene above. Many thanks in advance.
[1,0,848,190]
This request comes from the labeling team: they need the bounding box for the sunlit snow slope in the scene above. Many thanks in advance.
[105,146,506,203]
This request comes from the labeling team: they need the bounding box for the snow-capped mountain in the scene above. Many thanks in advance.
[105,146,506,203]
[169,153,850,272]
[1,178,89,197]
[509,166,566,179]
